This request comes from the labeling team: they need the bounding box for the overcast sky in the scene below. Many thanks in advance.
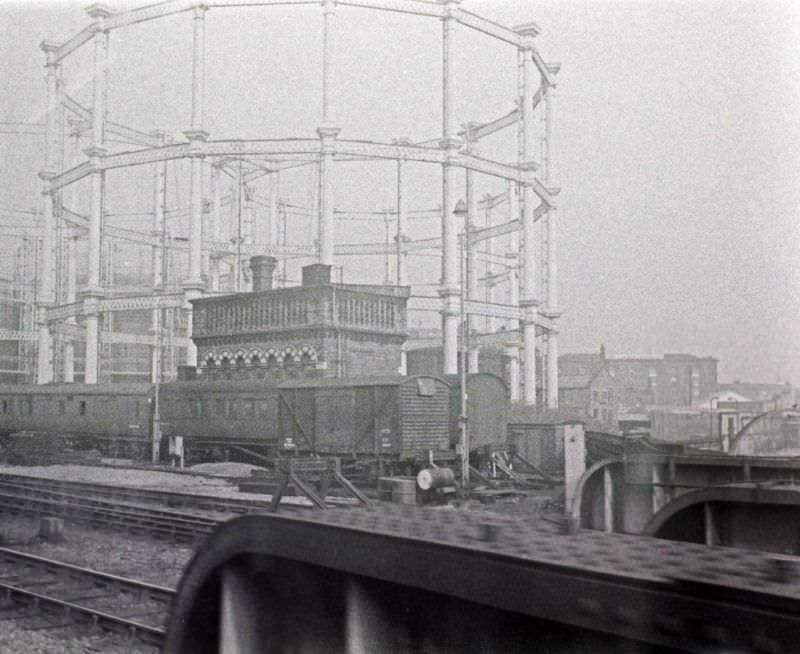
[1,0,798,385]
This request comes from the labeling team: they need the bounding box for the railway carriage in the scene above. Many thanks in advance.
[158,379,282,459]
[0,383,154,457]
[160,375,452,469]
[0,374,482,471]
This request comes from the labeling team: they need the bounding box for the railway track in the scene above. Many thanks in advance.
[0,546,173,648]
[0,484,219,543]
[0,472,339,543]
[0,472,346,514]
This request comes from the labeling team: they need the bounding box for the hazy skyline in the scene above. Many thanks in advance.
[1,0,798,385]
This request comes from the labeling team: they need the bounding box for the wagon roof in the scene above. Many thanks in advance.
[441,372,507,388]
[277,375,449,390]
[158,379,282,393]
[0,382,154,396]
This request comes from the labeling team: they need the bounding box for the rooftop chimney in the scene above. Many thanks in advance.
[250,256,278,292]
[302,264,332,286]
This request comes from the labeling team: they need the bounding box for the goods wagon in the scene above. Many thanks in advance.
[445,373,509,451]
[0,383,153,456]
[277,375,451,460]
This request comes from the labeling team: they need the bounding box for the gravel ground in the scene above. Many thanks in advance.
[0,515,192,588]
[0,629,156,654]
[0,462,264,499]
[0,463,562,652]
[0,513,194,654]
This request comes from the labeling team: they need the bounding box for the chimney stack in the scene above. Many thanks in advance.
[250,256,278,292]
[302,264,332,286]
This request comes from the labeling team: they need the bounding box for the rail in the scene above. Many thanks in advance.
[0,547,174,647]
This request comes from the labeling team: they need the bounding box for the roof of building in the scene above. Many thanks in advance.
[558,375,594,389]
[507,405,587,425]
[717,382,793,401]
[277,374,447,390]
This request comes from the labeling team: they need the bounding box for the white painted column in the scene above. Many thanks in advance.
[83,7,111,384]
[439,0,462,376]
[36,42,61,384]
[267,161,279,247]
[184,4,207,290]
[317,0,339,267]
[483,194,495,333]
[210,163,221,291]
[505,344,520,403]
[317,127,339,266]
[518,29,539,406]
[151,138,166,383]
[182,5,208,368]
[395,141,410,286]
[321,0,336,126]
[465,125,479,370]
[62,120,83,383]
[543,70,561,408]
[63,235,77,383]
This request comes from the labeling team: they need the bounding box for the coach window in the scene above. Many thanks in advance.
[215,399,225,416]
[79,400,87,416]
[59,400,66,416]
[134,400,140,418]
[257,399,273,417]
[25,399,33,416]
[227,399,237,418]
[242,399,255,418]
[2,399,6,414]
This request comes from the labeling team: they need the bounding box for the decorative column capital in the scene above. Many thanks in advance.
[39,40,61,64]
[321,0,336,14]
[317,125,341,151]
[192,4,208,18]
[81,293,103,311]
[438,135,463,151]
[441,0,461,18]
[546,62,562,76]
[514,22,540,49]
[519,298,540,316]
[541,307,562,321]
[38,169,57,193]
[182,287,203,303]
[438,299,460,319]
[86,3,113,30]
[183,129,209,142]
[83,146,107,171]
[151,129,169,144]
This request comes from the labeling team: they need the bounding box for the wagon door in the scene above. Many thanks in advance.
[350,385,398,457]
[314,387,356,454]
[278,387,316,452]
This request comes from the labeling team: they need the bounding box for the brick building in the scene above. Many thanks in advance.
[190,258,410,381]
[605,353,718,408]
[559,367,618,423]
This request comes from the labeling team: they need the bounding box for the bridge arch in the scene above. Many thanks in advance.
[644,484,800,553]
